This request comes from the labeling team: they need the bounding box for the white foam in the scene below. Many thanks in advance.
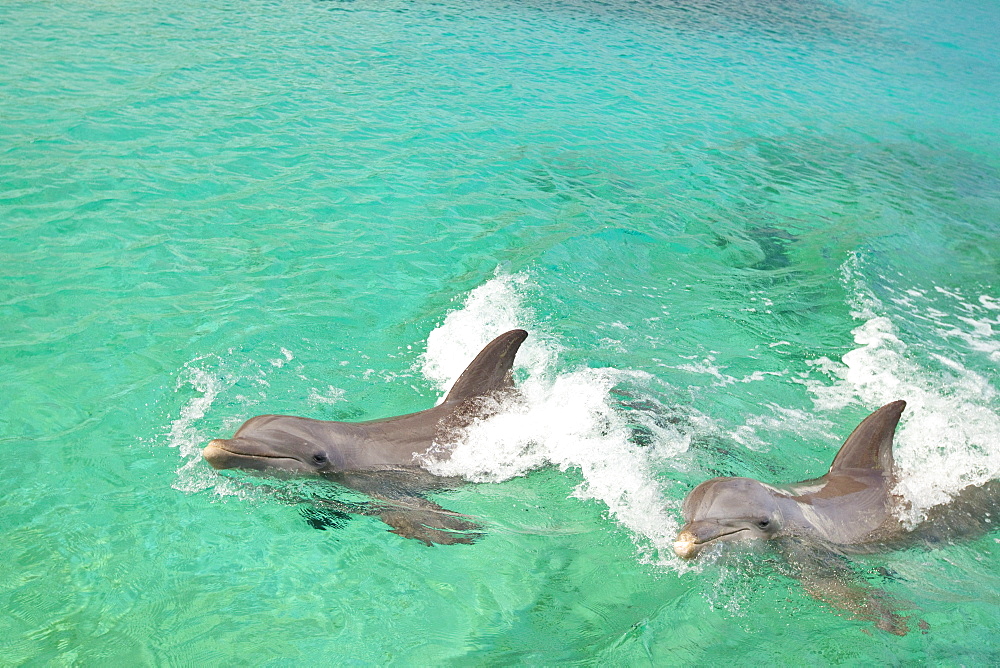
[421,271,547,393]
[729,405,839,451]
[166,356,241,494]
[308,385,347,406]
[166,353,275,499]
[802,254,1000,525]
[167,356,228,459]
[418,272,692,563]
[672,354,787,388]
[980,295,1000,311]
[270,348,295,368]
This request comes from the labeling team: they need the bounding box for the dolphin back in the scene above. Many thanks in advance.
[443,329,528,403]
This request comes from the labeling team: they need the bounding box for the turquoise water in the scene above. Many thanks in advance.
[2,0,999,662]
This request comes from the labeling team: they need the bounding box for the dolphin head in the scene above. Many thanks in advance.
[673,401,909,560]
[674,477,785,559]
[202,415,346,475]
[203,438,336,474]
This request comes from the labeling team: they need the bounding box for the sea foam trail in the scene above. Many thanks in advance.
[802,255,1000,525]
[419,272,691,563]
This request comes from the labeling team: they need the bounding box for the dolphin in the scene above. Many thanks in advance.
[674,401,909,560]
[203,329,528,545]
[674,400,1000,634]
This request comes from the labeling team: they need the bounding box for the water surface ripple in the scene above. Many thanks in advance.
[1,0,998,663]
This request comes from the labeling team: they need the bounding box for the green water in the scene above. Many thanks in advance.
[2,0,998,663]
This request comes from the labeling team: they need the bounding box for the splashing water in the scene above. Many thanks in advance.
[803,254,1000,524]
[421,271,549,390]
[419,273,692,562]
[167,356,236,494]
[166,352,303,497]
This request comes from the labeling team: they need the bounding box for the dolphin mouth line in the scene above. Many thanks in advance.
[228,453,297,461]
[684,527,751,546]
[704,527,750,543]
[205,442,301,463]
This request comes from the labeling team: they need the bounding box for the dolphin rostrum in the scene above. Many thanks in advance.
[203,329,528,545]
[674,400,1000,635]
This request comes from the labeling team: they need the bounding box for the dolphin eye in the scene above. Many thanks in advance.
[312,453,328,465]
[757,519,770,529]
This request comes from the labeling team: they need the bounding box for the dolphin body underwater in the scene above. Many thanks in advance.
[203,329,528,546]
[674,400,1000,635]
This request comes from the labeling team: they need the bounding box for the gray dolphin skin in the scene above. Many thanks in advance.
[674,400,908,560]
[203,329,528,545]
[675,400,1000,635]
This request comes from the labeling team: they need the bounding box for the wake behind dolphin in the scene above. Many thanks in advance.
[675,400,1000,635]
[203,329,528,545]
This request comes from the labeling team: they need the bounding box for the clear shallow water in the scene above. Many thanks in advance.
[2,0,998,663]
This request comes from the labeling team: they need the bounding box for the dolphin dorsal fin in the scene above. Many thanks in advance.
[443,329,528,403]
[828,400,905,477]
